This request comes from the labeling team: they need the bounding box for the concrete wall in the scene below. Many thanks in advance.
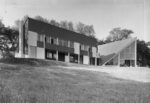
[28,46,37,58]
[74,42,80,54]
[92,47,97,57]
[65,54,70,62]
[28,31,38,46]
[37,47,45,59]
[18,21,24,57]
[120,42,135,60]
[83,55,89,64]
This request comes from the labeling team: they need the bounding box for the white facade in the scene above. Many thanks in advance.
[28,31,38,46]
[83,55,89,64]
[74,42,80,54]
[37,47,45,59]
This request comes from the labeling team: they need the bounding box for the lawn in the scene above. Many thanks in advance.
[0,58,150,103]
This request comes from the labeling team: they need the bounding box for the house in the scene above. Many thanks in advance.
[16,17,100,65]
[98,38,137,67]
[16,17,137,67]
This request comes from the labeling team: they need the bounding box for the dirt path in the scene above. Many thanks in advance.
[62,66,150,83]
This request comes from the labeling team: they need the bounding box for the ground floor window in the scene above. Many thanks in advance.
[120,60,135,67]
[90,57,95,65]
[70,54,78,63]
[46,50,56,60]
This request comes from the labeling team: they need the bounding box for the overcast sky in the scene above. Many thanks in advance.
[0,0,150,42]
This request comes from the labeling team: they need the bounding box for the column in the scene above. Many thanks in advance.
[19,21,24,57]
[118,53,120,67]
[68,53,70,63]
[43,35,46,59]
[78,54,80,64]
[135,39,137,67]
[95,58,97,66]
[56,51,58,61]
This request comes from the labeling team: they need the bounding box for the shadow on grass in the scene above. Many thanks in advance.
[0,58,68,67]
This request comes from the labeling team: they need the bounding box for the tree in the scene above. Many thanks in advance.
[34,15,49,24]
[50,19,59,27]
[76,22,95,37]
[0,19,4,28]
[0,27,19,58]
[76,22,85,34]
[67,21,74,31]
[13,15,28,31]
[137,40,150,67]
[60,21,68,30]
[106,27,133,42]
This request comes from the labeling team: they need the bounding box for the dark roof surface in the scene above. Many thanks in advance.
[27,17,97,46]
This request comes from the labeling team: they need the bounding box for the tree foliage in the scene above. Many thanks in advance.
[13,15,28,31]
[137,40,150,67]
[0,19,4,28]
[0,27,19,58]
[76,22,95,37]
[106,27,133,42]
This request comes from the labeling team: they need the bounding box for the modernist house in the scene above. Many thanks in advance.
[16,17,100,65]
[16,17,137,67]
[98,38,137,67]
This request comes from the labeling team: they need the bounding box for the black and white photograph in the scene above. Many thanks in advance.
[0,0,150,102]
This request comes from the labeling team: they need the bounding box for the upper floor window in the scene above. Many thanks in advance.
[81,44,89,51]
[81,44,84,51]
[38,34,44,42]
[70,41,74,48]
[51,37,57,45]
[64,40,68,47]
[84,45,89,51]
[46,36,51,43]
[58,38,68,47]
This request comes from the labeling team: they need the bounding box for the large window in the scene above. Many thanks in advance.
[46,51,56,60]
[58,38,68,47]
[70,41,74,48]
[64,40,68,47]
[46,36,51,43]
[51,37,57,45]
[81,44,84,51]
[81,44,89,51]
[84,45,89,51]
[38,34,44,42]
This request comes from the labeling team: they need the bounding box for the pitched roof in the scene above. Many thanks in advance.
[98,38,136,65]
[26,17,98,46]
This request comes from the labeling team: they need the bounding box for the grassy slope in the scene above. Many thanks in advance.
[0,58,150,103]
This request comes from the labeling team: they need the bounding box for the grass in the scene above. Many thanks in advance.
[0,58,150,103]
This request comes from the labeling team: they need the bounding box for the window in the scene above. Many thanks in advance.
[58,39,63,46]
[81,44,89,51]
[70,41,74,48]
[51,37,57,45]
[84,45,89,51]
[64,40,68,47]
[58,38,68,47]
[81,44,84,51]
[46,36,51,43]
[47,52,53,58]
[38,34,44,42]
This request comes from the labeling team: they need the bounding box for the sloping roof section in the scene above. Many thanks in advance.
[27,17,98,46]
[98,38,136,65]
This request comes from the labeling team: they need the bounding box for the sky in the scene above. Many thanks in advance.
[0,0,150,42]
